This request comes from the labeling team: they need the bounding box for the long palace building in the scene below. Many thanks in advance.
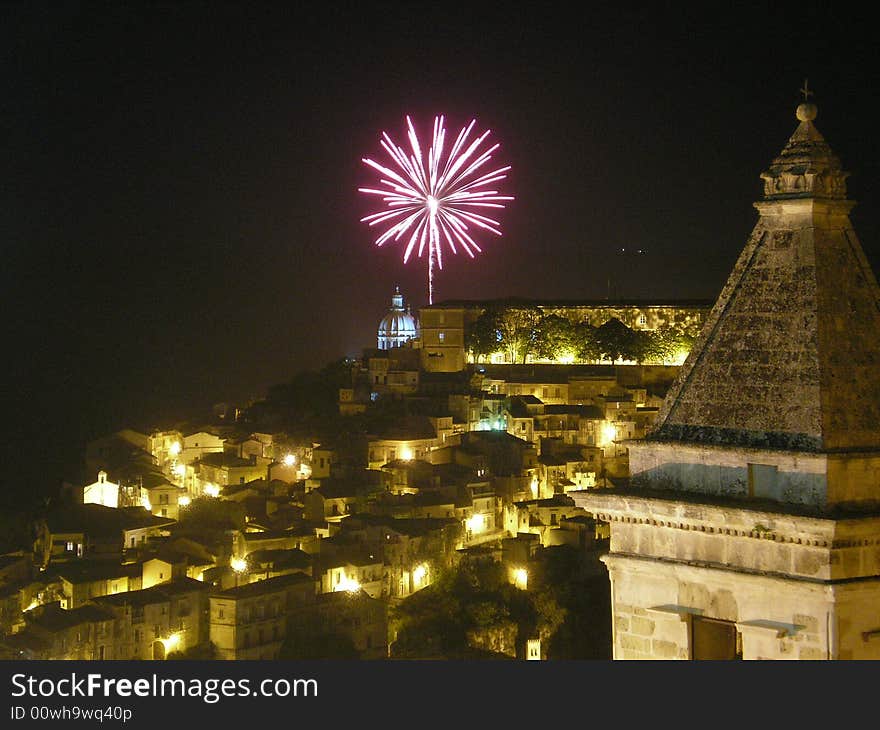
[574,96,880,659]
[418,298,713,372]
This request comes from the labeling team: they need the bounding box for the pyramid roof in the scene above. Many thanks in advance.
[652,99,880,453]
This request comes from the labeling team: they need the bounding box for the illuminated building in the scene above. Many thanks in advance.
[140,475,187,520]
[335,514,460,599]
[419,299,712,372]
[244,548,313,580]
[147,430,184,471]
[209,572,316,660]
[364,347,421,398]
[318,553,384,598]
[268,451,311,483]
[503,494,589,544]
[0,603,117,660]
[460,482,499,546]
[377,286,419,350]
[45,503,174,562]
[142,556,187,589]
[526,638,542,660]
[575,96,880,659]
[366,416,447,470]
[225,434,272,461]
[303,474,387,522]
[82,470,120,509]
[0,576,210,660]
[56,561,141,609]
[379,457,435,495]
[195,451,269,493]
[304,590,389,659]
[180,429,225,465]
[94,577,210,659]
[308,444,336,479]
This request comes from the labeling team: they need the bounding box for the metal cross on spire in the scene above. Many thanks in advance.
[800,78,813,101]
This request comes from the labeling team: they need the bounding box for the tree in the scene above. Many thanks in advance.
[630,328,655,364]
[391,578,465,657]
[279,628,359,659]
[528,545,611,660]
[533,314,576,361]
[496,306,543,364]
[391,558,571,659]
[0,497,50,556]
[573,321,601,362]
[594,317,639,364]
[255,357,356,430]
[647,324,698,364]
[466,308,503,363]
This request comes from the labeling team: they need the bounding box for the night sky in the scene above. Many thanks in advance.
[3,3,879,498]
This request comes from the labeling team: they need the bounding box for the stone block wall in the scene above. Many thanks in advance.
[628,441,829,507]
[575,491,880,582]
[605,555,834,660]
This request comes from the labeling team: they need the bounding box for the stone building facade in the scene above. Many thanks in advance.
[419,299,712,372]
[574,97,880,659]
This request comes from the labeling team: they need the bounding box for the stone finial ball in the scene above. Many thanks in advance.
[796,102,818,122]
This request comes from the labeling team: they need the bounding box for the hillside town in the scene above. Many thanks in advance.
[5,94,880,662]
[0,293,706,661]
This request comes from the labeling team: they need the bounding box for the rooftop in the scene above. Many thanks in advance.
[246,548,312,570]
[370,415,438,441]
[25,602,116,632]
[514,494,577,508]
[543,404,604,418]
[343,513,459,536]
[46,503,175,536]
[652,99,880,456]
[51,560,141,584]
[199,452,255,468]
[94,577,208,607]
[211,571,315,599]
[425,297,715,310]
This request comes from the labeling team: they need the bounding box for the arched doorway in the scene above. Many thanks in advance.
[152,640,166,660]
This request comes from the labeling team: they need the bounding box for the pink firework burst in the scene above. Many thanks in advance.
[359,115,513,304]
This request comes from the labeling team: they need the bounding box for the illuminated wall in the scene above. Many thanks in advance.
[419,300,712,372]
[83,471,119,509]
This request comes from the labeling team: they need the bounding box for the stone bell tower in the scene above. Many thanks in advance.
[573,91,880,659]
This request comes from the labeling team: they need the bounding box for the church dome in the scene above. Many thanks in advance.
[378,287,418,350]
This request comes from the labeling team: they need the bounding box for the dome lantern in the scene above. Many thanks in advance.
[378,287,418,349]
